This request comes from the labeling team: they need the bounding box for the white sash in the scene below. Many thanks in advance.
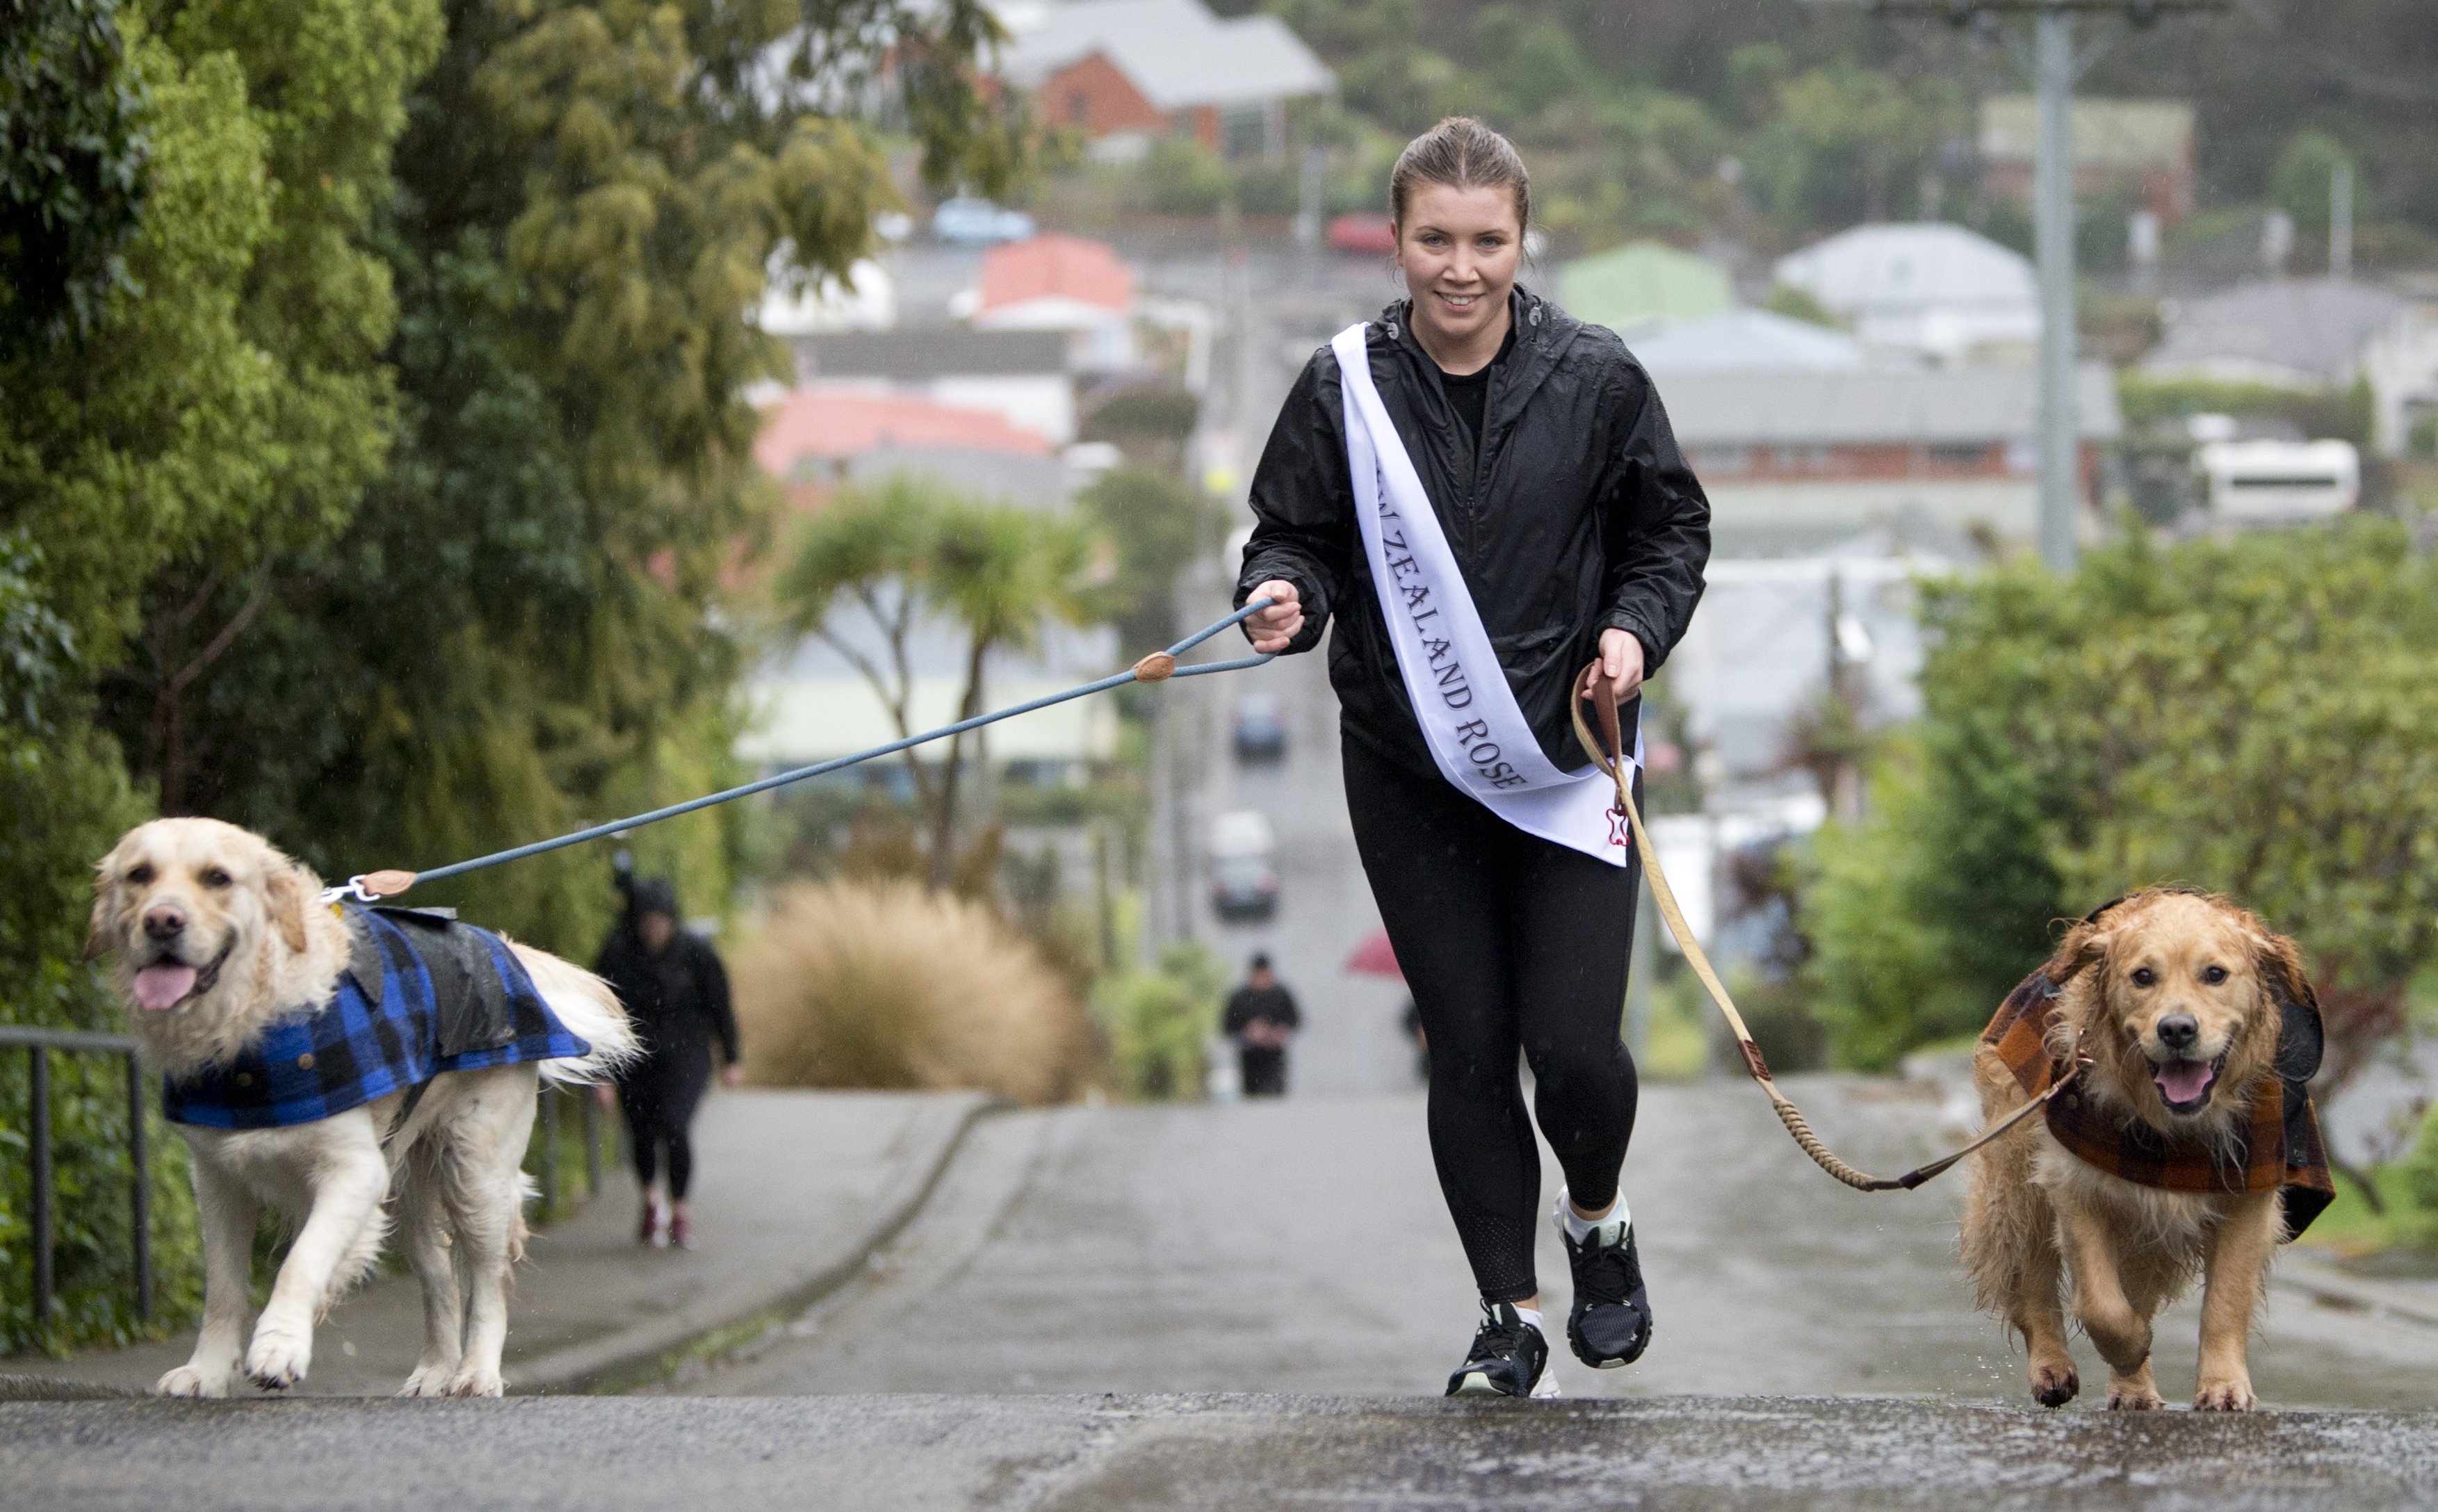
[1332,322,1639,866]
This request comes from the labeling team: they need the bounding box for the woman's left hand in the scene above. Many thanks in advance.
[1582,628,1646,707]
[722,1063,745,1087]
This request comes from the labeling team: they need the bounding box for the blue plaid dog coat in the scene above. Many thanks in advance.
[163,904,593,1130]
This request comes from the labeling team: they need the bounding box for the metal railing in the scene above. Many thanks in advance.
[0,1025,152,1330]
[5,1027,617,1334]
[531,1083,618,1217]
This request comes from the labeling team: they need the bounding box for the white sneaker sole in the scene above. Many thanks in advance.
[1449,1368,1561,1399]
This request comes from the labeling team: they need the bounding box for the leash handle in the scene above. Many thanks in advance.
[1571,663,2073,1194]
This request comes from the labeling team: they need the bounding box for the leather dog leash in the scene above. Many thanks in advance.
[1572,663,2083,1192]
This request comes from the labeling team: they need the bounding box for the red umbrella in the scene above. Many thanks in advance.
[1344,929,1403,980]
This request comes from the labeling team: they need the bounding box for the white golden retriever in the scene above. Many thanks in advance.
[89,817,635,1398]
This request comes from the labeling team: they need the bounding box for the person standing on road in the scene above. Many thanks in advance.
[595,877,742,1251]
[1237,117,1708,1399]
[1224,953,1302,1097]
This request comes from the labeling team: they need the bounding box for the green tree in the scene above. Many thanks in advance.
[114,0,1029,954]
[2271,127,2358,242]
[780,476,1094,890]
[1076,465,1215,653]
[1747,63,1962,232]
[1803,521,2438,1087]
[0,0,150,352]
[0,0,430,1350]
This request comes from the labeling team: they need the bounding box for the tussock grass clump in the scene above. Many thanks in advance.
[733,880,1094,1105]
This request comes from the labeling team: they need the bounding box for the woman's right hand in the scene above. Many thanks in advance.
[1244,580,1303,653]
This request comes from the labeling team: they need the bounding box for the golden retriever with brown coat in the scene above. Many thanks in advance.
[1961,888,2321,1413]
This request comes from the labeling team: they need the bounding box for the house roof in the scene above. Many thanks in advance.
[1657,364,2122,446]
[755,388,1053,478]
[1979,97,2194,172]
[1557,242,1733,331]
[793,329,1068,381]
[2141,277,2413,388]
[1616,308,1871,375]
[1775,223,2036,317]
[977,233,1134,316]
[995,0,1334,111]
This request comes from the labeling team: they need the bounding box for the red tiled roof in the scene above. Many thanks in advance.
[754,387,1053,476]
[978,233,1134,314]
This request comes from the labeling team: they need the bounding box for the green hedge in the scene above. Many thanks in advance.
[1803,518,2438,1077]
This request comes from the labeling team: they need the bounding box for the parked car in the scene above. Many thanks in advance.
[933,196,1037,247]
[1210,853,1279,921]
[1208,808,1278,922]
[1327,213,1397,254]
[1231,692,1287,764]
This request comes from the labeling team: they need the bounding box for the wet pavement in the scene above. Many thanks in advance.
[660,1084,2438,1409]
[10,1392,2438,1511]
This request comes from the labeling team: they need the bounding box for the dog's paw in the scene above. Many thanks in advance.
[155,1363,234,1399]
[244,1327,311,1391]
[2030,1362,2080,1409]
[2193,1376,2257,1412]
[444,1365,505,1398]
[2105,1382,2166,1411]
[398,1363,458,1398]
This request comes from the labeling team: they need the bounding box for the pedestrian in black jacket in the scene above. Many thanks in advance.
[1223,953,1301,1097]
[594,877,740,1250]
[1237,118,1708,1399]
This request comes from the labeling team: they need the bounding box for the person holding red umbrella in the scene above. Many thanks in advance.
[1239,117,1707,1399]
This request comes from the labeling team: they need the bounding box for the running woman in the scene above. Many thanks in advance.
[1237,117,1709,1398]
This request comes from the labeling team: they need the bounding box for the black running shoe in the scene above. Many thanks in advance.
[1444,1301,1554,1399]
[1556,1189,1653,1369]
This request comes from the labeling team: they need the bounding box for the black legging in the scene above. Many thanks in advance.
[1345,735,1641,1304]
[619,1064,708,1201]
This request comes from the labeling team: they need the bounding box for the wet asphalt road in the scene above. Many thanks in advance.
[664,1084,2438,1408]
[17,1086,2435,1509]
[11,1392,2438,1511]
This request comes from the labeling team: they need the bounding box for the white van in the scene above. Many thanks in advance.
[2193,439,2359,523]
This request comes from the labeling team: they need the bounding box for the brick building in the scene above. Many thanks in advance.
[997,0,1333,159]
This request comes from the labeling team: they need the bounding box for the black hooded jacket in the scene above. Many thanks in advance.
[1234,289,1710,781]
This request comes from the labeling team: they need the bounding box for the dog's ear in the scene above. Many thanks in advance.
[266,863,313,955]
[2255,929,2325,1082]
[2046,919,2112,986]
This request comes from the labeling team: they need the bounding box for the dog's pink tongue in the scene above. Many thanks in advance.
[2155,1059,2214,1104]
[133,965,197,1012]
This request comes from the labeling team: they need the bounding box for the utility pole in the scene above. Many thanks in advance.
[1819,0,2229,571]
[2032,7,2077,571]
[2331,163,2355,278]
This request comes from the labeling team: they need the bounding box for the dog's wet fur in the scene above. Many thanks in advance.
[90,817,637,1398]
[1961,888,2308,1413]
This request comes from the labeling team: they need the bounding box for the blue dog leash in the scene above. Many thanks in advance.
[327,600,1278,902]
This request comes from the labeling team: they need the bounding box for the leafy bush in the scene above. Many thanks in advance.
[731,881,1094,1105]
[1141,137,1232,215]
[2117,373,2375,450]
[1803,520,2438,1080]
[2399,1101,2438,1242]
[1094,943,1222,1100]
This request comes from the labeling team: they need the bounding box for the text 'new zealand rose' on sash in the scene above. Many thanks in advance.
[1331,322,1636,865]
